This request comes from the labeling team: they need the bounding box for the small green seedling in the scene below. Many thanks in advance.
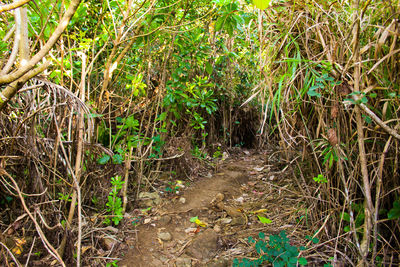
[313,174,328,184]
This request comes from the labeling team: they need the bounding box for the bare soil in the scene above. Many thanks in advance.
[117,149,307,267]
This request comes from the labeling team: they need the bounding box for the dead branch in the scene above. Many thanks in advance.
[0,168,66,266]
[0,0,31,14]
[0,0,82,86]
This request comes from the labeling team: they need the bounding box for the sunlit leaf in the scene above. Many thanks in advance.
[257,215,272,224]
[253,0,270,10]
[190,216,207,227]
[206,62,213,75]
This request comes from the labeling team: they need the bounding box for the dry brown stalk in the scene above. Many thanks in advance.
[351,1,373,265]
[0,169,66,266]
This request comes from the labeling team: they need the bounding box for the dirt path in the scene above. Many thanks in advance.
[118,149,306,267]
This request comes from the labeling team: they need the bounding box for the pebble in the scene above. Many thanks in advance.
[186,229,218,260]
[213,225,221,233]
[158,231,172,241]
[185,227,197,234]
[220,218,232,224]
[235,196,244,203]
[179,197,186,204]
[101,237,117,250]
[176,257,192,267]
[159,215,172,225]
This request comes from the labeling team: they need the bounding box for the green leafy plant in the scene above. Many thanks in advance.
[341,202,365,234]
[106,260,119,267]
[388,199,400,220]
[307,72,339,98]
[191,146,208,160]
[213,146,223,159]
[104,176,125,226]
[233,231,307,267]
[314,139,347,169]
[313,174,328,184]
[164,181,179,194]
[344,91,369,105]
[305,234,320,244]
[58,193,72,202]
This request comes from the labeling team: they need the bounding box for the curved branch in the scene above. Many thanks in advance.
[359,102,400,140]
[0,0,31,14]
[0,168,66,266]
[1,10,20,75]
[0,61,50,110]
[0,0,82,85]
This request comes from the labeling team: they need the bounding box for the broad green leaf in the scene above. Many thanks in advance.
[360,96,368,104]
[388,200,400,220]
[215,17,225,32]
[112,154,123,164]
[205,62,213,75]
[253,0,270,10]
[257,215,272,224]
[298,257,308,265]
[341,212,350,222]
[98,154,110,165]
[307,89,321,98]
[226,19,234,36]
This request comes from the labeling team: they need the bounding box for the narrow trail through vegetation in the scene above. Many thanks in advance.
[1,0,400,266]
[118,149,312,266]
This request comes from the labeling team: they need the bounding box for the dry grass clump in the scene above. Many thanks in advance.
[249,0,400,265]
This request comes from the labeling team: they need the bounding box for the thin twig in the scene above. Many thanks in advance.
[0,241,22,267]
[0,169,66,266]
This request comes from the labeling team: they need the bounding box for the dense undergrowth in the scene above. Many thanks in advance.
[0,0,399,266]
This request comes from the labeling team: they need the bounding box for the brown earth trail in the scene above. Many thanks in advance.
[118,149,307,267]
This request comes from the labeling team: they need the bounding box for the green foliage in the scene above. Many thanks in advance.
[341,202,365,234]
[314,139,347,169]
[164,181,179,194]
[213,146,223,159]
[215,2,244,36]
[0,195,13,206]
[313,174,328,184]
[98,154,111,165]
[305,234,320,244]
[58,193,72,202]
[308,73,329,98]
[344,91,369,106]
[191,146,208,160]
[388,199,400,220]
[257,215,272,224]
[104,176,125,226]
[252,0,270,10]
[233,231,308,267]
[106,260,119,267]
